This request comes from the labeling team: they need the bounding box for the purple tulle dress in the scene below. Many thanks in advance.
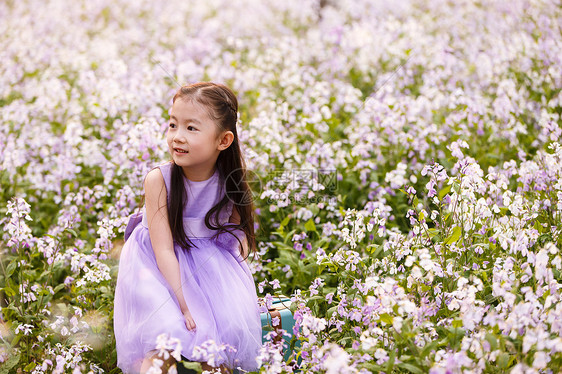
[114,162,262,373]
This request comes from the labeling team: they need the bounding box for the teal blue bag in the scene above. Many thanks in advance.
[260,297,300,361]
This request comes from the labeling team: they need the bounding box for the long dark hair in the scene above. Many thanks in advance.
[168,82,256,259]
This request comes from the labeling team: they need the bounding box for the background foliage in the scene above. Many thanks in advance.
[1,0,561,372]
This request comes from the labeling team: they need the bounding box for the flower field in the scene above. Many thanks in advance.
[1,0,562,372]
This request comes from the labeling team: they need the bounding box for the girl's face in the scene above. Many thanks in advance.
[167,98,225,181]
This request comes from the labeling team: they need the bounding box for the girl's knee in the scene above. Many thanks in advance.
[141,349,179,374]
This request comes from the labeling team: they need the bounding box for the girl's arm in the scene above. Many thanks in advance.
[229,205,249,259]
[144,169,192,319]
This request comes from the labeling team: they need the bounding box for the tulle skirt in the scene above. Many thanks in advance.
[114,225,262,373]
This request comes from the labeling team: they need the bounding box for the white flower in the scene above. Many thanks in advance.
[155,333,183,362]
[405,256,415,267]
[392,316,404,333]
[447,139,469,159]
[3,198,34,248]
[302,314,327,334]
[60,326,69,336]
[360,331,377,350]
[192,339,235,368]
[374,348,389,364]
[15,324,33,335]
[385,162,408,189]
[535,248,549,282]
[533,351,549,369]
[321,343,352,374]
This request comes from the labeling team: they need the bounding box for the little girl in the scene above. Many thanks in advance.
[114,82,262,373]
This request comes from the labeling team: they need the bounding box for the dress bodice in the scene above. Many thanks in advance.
[129,162,235,239]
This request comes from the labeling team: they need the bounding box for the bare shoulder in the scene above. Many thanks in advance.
[144,168,166,197]
[145,168,164,186]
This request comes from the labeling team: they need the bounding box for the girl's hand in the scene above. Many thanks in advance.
[183,309,196,331]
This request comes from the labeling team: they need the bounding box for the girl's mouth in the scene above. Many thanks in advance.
[174,148,188,154]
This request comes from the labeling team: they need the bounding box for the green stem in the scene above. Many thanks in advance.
[36,236,63,315]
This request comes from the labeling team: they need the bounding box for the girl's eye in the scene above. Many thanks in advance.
[169,123,176,128]
[187,126,197,131]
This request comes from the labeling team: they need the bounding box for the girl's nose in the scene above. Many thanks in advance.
[174,129,187,143]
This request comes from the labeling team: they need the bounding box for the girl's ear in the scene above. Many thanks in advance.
[217,130,234,151]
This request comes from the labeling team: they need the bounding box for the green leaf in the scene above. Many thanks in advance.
[451,181,460,193]
[280,215,291,229]
[3,286,16,297]
[497,352,509,368]
[397,363,424,374]
[427,228,439,239]
[179,360,202,372]
[273,241,294,252]
[439,185,451,200]
[24,362,36,371]
[361,363,384,371]
[304,219,316,232]
[5,261,17,277]
[0,351,20,374]
[284,229,298,244]
[327,306,338,318]
[420,340,438,358]
[53,283,65,293]
[378,313,393,325]
[485,333,498,351]
[385,348,396,372]
[399,355,414,362]
[328,327,339,335]
[65,228,78,237]
[452,319,463,328]
[339,336,352,345]
[447,327,465,350]
[444,226,462,245]
[369,245,384,258]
